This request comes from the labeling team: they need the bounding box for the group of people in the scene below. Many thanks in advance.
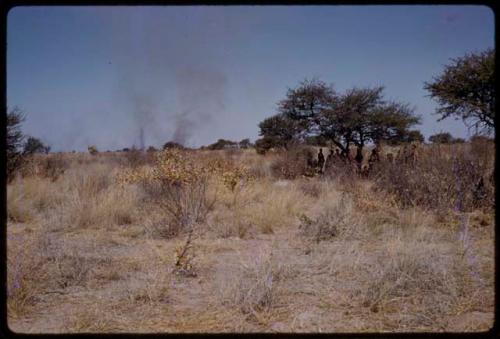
[314,144,384,175]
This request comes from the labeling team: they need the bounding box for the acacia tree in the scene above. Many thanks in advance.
[266,79,338,152]
[324,87,420,163]
[424,48,495,134]
[278,79,336,132]
[257,113,302,151]
[258,80,421,166]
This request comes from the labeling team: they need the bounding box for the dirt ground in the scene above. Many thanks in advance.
[7,212,494,333]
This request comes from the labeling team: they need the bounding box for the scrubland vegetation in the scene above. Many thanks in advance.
[6,138,494,333]
[6,47,495,333]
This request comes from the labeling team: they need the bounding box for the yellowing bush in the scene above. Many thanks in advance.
[116,149,253,191]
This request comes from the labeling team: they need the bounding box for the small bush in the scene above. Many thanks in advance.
[142,179,214,237]
[7,176,65,221]
[88,145,98,155]
[361,240,463,323]
[39,154,68,180]
[270,147,317,179]
[20,154,69,181]
[372,145,494,213]
[117,149,252,237]
[298,193,352,242]
[51,253,94,289]
[7,184,34,223]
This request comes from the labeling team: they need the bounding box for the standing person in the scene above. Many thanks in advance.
[318,148,325,173]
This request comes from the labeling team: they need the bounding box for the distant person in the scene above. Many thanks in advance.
[368,147,380,172]
[369,147,380,164]
[318,148,325,173]
[322,148,335,173]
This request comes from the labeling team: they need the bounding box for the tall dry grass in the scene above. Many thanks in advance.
[216,246,293,321]
[371,142,494,215]
[6,142,494,333]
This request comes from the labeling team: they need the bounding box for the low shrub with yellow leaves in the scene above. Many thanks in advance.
[116,149,253,237]
[117,149,252,188]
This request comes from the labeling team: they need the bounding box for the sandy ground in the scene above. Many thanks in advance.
[8,216,494,333]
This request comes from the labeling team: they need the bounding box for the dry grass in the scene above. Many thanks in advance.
[216,245,292,322]
[7,231,52,318]
[372,142,495,214]
[6,145,494,333]
[208,178,308,236]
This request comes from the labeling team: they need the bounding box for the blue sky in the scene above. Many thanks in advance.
[7,5,494,151]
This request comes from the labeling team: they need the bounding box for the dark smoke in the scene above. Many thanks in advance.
[110,9,231,149]
[172,114,192,145]
[172,66,227,145]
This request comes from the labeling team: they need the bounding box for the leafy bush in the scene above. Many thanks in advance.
[88,145,98,155]
[117,149,252,237]
[141,178,214,237]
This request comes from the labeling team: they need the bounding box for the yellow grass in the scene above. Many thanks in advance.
[6,146,494,333]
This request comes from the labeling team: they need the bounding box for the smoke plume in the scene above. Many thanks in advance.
[109,8,231,149]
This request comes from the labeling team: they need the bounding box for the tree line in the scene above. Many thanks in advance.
[6,48,494,176]
[255,48,494,157]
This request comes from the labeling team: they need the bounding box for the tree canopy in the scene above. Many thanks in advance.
[258,113,302,150]
[424,48,495,135]
[429,132,453,144]
[23,136,50,155]
[238,138,253,149]
[206,139,238,150]
[386,129,425,145]
[258,79,421,161]
[428,132,464,144]
[163,141,185,150]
